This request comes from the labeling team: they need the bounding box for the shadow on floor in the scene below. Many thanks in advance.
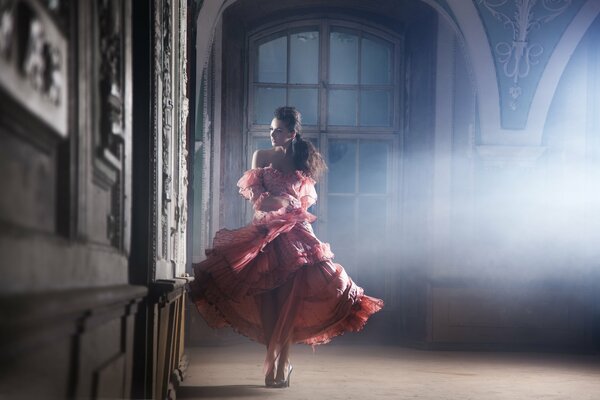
[178,384,278,398]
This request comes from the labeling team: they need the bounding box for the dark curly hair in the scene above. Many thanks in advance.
[274,106,327,181]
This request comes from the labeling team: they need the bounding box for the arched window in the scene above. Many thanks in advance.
[247,19,403,280]
[249,20,401,130]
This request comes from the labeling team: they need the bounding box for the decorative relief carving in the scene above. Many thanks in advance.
[150,0,190,273]
[94,0,126,248]
[162,0,173,260]
[171,0,189,266]
[22,16,62,105]
[179,0,188,239]
[477,0,572,111]
[109,175,122,247]
[0,0,68,137]
[98,0,124,165]
[162,0,173,212]
[151,0,161,266]
[41,0,70,32]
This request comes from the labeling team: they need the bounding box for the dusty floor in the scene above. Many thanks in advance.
[178,341,600,400]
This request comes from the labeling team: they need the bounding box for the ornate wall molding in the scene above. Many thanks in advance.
[98,0,125,166]
[151,0,162,273]
[476,0,583,129]
[478,0,572,111]
[91,0,129,249]
[151,0,189,279]
[173,0,189,268]
[161,0,173,261]
[437,0,598,146]
[0,0,68,137]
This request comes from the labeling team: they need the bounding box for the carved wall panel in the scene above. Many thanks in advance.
[0,0,68,138]
[0,0,137,292]
[0,129,56,232]
[86,0,131,251]
[0,0,71,274]
[151,0,189,280]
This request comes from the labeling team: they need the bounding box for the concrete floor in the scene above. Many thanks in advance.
[178,341,600,400]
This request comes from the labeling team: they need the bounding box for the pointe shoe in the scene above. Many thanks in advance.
[271,364,293,388]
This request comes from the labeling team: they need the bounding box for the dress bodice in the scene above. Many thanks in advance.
[261,166,304,198]
[238,166,317,210]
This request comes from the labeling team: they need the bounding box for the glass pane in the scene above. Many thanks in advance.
[289,88,318,125]
[358,196,387,245]
[328,90,357,126]
[254,137,272,151]
[361,36,391,84]
[359,141,388,193]
[328,140,356,193]
[258,36,287,83]
[290,31,319,84]
[329,31,358,84]
[360,90,390,126]
[327,195,356,255]
[254,87,286,124]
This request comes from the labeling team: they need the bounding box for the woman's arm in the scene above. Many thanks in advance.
[256,195,291,212]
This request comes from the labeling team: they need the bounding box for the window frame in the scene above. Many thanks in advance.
[247,18,404,135]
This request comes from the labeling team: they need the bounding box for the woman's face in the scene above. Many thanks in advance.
[270,118,295,147]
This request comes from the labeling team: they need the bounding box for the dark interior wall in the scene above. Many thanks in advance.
[396,9,438,342]
[424,13,600,352]
[220,12,247,229]
[542,14,600,350]
[131,0,153,287]
[130,1,153,396]
[1,2,147,398]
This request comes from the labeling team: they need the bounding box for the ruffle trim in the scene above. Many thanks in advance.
[237,168,265,203]
[299,294,384,346]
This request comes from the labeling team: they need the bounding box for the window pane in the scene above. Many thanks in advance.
[360,90,390,126]
[254,87,286,124]
[328,140,356,193]
[361,36,391,84]
[358,196,387,245]
[258,36,287,83]
[327,195,356,255]
[254,137,272,151]
[359,141,388,193]
[329,31,358,84]
[290,31,319,84]
[289,88,318,125]
[328,90,357,126]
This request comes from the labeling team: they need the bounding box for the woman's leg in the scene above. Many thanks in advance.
[273,277,295,382]
[263,271,299,385]
[275,338,291,381]
[260,290,278,383]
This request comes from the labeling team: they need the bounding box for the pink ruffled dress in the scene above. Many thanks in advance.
[189,166,384,366]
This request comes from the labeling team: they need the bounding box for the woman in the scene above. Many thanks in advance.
[189,106,383,388]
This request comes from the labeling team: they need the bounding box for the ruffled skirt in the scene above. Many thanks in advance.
[189,207,384,365]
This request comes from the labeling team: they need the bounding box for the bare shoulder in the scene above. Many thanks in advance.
[252,148,275,168]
